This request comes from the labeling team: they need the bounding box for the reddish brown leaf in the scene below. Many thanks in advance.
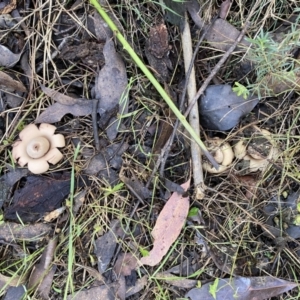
[140,180,190,266]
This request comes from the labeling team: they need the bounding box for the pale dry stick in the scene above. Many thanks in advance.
[158,17,217,180]
[181,14,205,199]
[184,20,251,118]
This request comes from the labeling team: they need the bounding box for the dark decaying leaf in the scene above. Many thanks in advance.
[94,220,121,274]
[186,0,205,29]
[0,167,28,209]
[84,142,128,178]
[0,44,22,67]
[0,222,52,243]
[3,286,26,300]
[125,276,148,298]
[120,173,151,201]
[0,14,18,29]
[140,180,190,266]
[35,102,93,124]
[0,71,27,93]
[185,276,298,300]
[200,84,259,130]
[84,152,107,176]
[163,0,186,29]
[67,285,116,300]
[95,39,128,140]
[28,238,57,300]
[4,175,71,223]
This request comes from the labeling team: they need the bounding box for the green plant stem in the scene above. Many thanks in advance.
[89,0,218,169]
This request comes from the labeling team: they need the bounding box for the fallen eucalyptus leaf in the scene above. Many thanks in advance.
[36,102,93,123]
[185,276,297,300]
[67,285,116,300]
[28,238,57,299]
[199,84,259,130]
[35,85,94,123]
[94,220,121,274]
[140,180,190,266]
[205,19,250,52]
[95,39,128,140]
[0,71,27,93]
[0,45,22,67]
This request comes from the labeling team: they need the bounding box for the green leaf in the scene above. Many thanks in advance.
[209,278,219,300]
[188,207,199,217]
[139,247,149,257]
[232,82,249,99]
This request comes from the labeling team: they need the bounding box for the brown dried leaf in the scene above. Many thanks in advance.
[125,275,148,298]
[219,0,232,19]
[94,220,121,274]
[0,0,16,14]
[156,272,197,289]
[205,19,250,51]
[185,276,297,300]
[233,174,258,199]
[0,45,22,67]
[140,180,190,266]
[114,253,138,276]
[4,175,71,223]
[145,23,171,82]
[40,85,88,106]
[67,285,116,300]
[35,102,93,124]
[36,86,94,123]
[0,222,52,243]
[0,71,27,93]
[95,39,128,140]
[28,238,57,299]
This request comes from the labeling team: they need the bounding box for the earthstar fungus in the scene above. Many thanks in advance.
[12,123,65,174]
[202,137,234,173]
